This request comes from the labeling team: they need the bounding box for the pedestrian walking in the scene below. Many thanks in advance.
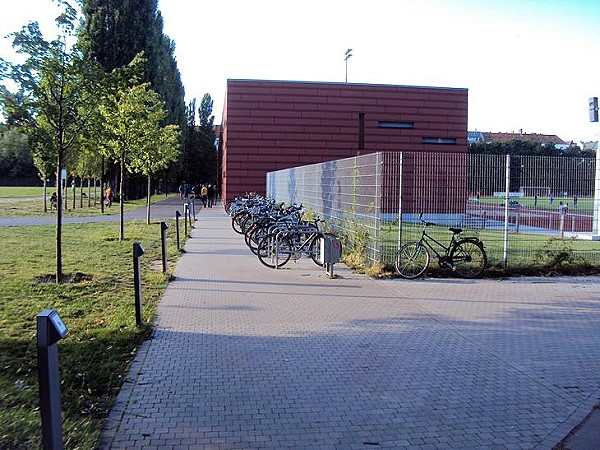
[200,184,208,207]
[207,184,215,207]
[105,186,113,207]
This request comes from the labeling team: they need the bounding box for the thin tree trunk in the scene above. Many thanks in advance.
[87,178,91,207]
[43,180,48,213]
[100,157,105,214]
[146,173,151,225]
[80,178,84,208]
[119,155,125,241]
[56,154,63,284]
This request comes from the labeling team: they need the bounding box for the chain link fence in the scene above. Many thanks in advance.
[267,151,600,270]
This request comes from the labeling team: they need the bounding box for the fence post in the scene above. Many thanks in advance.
[396,152,404,250]
[502,154,510,268]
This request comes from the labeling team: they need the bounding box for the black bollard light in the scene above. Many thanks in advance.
[175,210,181,250]
[160,221,169,273]
[133,241,145,327]
[191,199,196,221]
[37,309,68,450]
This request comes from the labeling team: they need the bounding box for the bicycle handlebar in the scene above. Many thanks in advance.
[419,213,436,227]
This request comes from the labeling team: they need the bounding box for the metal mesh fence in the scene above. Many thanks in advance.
[267,151,600,269]
[267,153,382,263]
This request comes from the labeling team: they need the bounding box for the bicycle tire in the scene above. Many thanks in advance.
[308,233,341,267]
[308,234,325,266]
[395,242,430,279]
[257,233,292,268]
[248,225,269,255]
[231,211,249,234]
[244,222,259,248]
[449,239,487,278]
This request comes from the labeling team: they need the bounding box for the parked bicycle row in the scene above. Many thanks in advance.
[225,195,486,278]
[226,194,340,269]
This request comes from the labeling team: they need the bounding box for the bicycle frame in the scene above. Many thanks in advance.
[417,229,456,262]
[267,228,323,266]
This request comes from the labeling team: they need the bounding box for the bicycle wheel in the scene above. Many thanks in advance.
[231,211,249,234]
[308,233,341,267]
[248,225,269,255]
[257,233,292,268]
[395,242,430,279]
[449,239,487,278]
[308,234,325,266]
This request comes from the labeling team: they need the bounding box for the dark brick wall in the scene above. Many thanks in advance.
[222,79,468,202]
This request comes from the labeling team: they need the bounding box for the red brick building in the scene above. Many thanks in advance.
[220,79,468,202]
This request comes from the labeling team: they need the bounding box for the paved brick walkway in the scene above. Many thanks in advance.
[100,206,600,449]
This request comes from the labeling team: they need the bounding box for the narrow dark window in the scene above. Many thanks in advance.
[358,113,365,150]
[378,121,414,129]
[422,137,457,145]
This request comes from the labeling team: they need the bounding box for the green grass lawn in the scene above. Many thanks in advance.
[476,195,593,212]
[0,193,175,218]
[0,220,185,449]
[0,186,46,198]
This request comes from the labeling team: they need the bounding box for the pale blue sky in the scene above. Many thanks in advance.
[2,0,600,142]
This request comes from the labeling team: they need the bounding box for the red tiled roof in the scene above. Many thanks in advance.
[482,132,565,144]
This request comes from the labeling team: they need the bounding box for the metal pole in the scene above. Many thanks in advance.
[502,154,510,268]
[160,222,169,273]
[593,144,600,235]
[133,242,145,327]
[397,152,403,249]
[183,204,188,236]
[175,211,181,250]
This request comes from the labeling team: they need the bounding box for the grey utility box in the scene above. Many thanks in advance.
[320,235,342,265]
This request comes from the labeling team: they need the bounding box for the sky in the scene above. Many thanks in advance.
[2,0,600,143]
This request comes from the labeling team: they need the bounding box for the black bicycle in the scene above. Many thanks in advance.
[395,214,487,279]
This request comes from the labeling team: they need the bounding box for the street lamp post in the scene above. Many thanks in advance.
[344,48,352,83]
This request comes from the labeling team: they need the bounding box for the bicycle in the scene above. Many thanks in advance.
[395,214,487,279]
[256,225,334,269]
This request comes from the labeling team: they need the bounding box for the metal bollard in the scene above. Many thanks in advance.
[160,221,169,273]
[175,211,181,250]
[133,241,145,327]
[183,204,188,236]
[190,199,196,221]
[37,309,68,450]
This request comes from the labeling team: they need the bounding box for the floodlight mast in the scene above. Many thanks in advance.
[344,48,353,83]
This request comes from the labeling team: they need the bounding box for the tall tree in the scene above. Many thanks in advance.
[197,94,218,184]
[0,1,101,282]
[79,0,185,128]
[100,82,178,238]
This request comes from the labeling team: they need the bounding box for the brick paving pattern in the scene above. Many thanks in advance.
[101,205,600,449]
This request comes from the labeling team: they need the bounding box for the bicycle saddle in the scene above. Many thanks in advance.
[449,227,462,234]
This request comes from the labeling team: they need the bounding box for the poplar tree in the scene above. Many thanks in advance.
[79,0,185,128]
